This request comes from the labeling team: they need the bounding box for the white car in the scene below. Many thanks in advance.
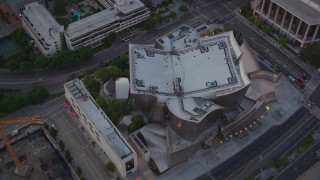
[289,75,295,82]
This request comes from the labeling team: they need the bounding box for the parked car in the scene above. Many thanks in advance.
[288,75,295,82]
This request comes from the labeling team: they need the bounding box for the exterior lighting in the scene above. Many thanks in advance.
[266,106,270,110]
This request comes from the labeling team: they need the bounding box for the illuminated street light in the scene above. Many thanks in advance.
[266,106,270,110]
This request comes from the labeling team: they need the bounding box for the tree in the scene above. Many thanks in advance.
[300,43,320,67]
[213,28,223,34]
[65,150,73,163]
[277,37,287,45]
[19,61,33,72]
[117,123,128,132]
[240,0,252,17]
[6,53,23,71]
[54,0,67,16]
[267,160,275,169]
[102,33,117,47]
[95,96,107,111]
[254,19,264,28]
[155,15,164,24]
[76,166,82,176]
[49,127,58,140]
[247,16,254,23]
[58,140,65,152]
[128,114,145,133]
[169,11,177,19]
[261,25,272,34]
[96,65,122,82]
[0,54,5,68]
[83,75,100,98]
[43,123,49,130]
[106,161,116,172]
[179,5,188,12]
[280,156,288,167]
[111,55,129,70]
[144,17,156,30]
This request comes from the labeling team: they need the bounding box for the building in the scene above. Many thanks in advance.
[252,0,320,51]
[64,78,137,178]
[64,0,150,50]
[128,24,280,173]
[21,2,64,56]
[6,0,45,16]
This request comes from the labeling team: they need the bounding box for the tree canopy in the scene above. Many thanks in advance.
[128,114,145,133]
[277,37,287,45]
[300,43,320,67]
[0,86,49,113]
[240,0,252,18]
[83,75,100,99]
[179,5,188,12]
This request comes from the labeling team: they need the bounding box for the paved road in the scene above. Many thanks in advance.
[196,107,316,180]
[276,142,320,180]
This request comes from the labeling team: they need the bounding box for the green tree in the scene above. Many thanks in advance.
[179,5,188,12]
[76,166,82,176]
[96,65,122,82]
[144,17,156,30]
[261,25,272,34]
[128,114,145,133]
[0,54,5,68]
[106,161,116,172]
[300,43,320,67]
[54,0,67,16]
[267,160,275,169]
[83,75,100,98]
[213,28,223,34]
[246,176,255,180]
[155,15,164,23]
[240,0,252,17]
[254,19,264,28]
[43,123,49,130]
[64,150,73,163]
[247,16,254,23]
[58,140,65,152]
[117,123,128,132]
[49,127,58,140]
[277,37,287,45]
[280,156,288,167]
[19,61,33,72]
[102,33,117,47]
[95,96,107,111]
[111,55,129,70]
[6,53,23,71]
[169,11,177,19]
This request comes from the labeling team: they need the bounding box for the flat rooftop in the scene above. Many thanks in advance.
[23,2,62,41]
[64,79,133,159]
[114,0,145,14]
[272,0,320,24]
[65,9,119,39]
[156,25,199,50]
[130,35,241,96]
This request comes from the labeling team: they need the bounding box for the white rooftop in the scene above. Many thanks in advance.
[130,32,243,100]
[156,25,199,50]
[65,9,119,39]
[64,79,133,159]
[23,2,63,41]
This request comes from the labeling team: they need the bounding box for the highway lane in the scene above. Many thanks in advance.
[196,107,312,180]
[276,141,320,180]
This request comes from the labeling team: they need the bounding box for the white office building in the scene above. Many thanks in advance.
[64,78,137,178]
[6,0,46,16]
[65,0,150,50]
[21,2,64,56]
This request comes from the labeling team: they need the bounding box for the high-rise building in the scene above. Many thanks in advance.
[252,0,320,52]
[64,78,138,178]
[21,2,64,56]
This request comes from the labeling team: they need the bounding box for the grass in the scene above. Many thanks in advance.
[55,17,71,28]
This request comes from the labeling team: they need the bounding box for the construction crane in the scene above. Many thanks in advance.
[0,116,43,176]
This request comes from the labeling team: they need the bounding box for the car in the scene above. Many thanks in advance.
[64,101,71,108]
[288,75,295,82]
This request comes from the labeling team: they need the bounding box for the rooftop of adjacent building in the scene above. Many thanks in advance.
[65,0,146,39]
[23,2,63,41]
[64,78,133,159]
[272,0,320,24]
